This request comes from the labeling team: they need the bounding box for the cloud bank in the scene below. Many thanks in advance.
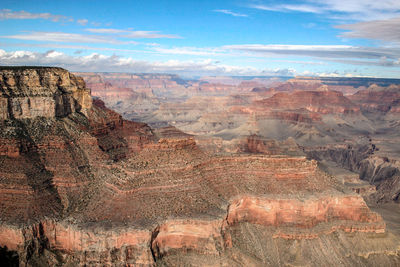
[250,0,400,21]
[336,17,400,44]
[224,44,400,66]
[0,49,295,76]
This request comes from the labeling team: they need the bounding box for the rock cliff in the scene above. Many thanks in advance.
[0,67,92,119]
[255,90,360,115]
[306,143,400,204]
[349,84,400,113]
[0,67,399,266]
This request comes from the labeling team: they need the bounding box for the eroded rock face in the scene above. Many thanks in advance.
[0,194,391,266]
[0,67,156,224]
[0,67,92,119]
[226,195,384,233]
[349,84,400,113]
[0,222,154,266]
[0,67,399,266]
[88,99,154,161]
[306,144,400,204]
[255,90,360,115]
[151,220,224,259]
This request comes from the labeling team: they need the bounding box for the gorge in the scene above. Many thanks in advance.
[0,67,400,266]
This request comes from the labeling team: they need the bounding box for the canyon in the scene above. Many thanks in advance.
[81,72,400,204]
[0,67,400,266]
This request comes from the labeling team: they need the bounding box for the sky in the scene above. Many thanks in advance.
[0,0,400,78]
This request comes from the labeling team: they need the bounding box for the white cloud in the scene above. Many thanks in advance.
[309,0,400,17]
[223,44,400,66]
[85,28,181,39]
[85,28,128,34]
[121,31,181,39]
[0,9,69,22]
[225,44,353,50]
[2,41,399,69]
[45,50,63,58]
[77,19,88,26]
[250,1,400,44]
[250,0,400,21]
[0,49,296,76]
[0,42,151,53]
[213,9,248,17]
[7,50,35,59]
[2,31,127,44]
[336,17,400,43]
[152,46,223,56]
[326,57,400,67]
[249,4,322,14]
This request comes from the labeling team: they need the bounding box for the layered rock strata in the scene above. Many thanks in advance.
[0,193,390,266]
[255,90,360,115]
[0,67,399,266]
[349,84,400,113]
[305,144,400,204]
[0,67,92,119]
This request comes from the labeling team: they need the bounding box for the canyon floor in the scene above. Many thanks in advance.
[1,67,400,266]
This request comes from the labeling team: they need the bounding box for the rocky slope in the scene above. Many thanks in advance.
[300,84,400,205]
[78,72,400,208]
[349,84,400,113]
[152,89,370,147]
[305,142,400,204]
[1,67,399,266]
[255,90,360,115]
[77,72,282,124]
[76,72,161,122]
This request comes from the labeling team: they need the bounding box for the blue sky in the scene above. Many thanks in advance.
[0,0,399,77]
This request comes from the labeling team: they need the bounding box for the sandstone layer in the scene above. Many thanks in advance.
[0,67,92,120]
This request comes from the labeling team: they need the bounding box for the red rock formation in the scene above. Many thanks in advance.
[1,68,399,266]
[77,72,187,95]
[226,195,384,232]
[266,109,322,123]
[151,220,223,258]
[349,84,400,113]
[242,135,302,155]
[272,78,324,92]
[0,221,154,266]
[87,98,154,160]
[0,138,20,157]
[0,67,92,119]
[255,90,360,115]
[0,193,389,265]
[274,77,390,95]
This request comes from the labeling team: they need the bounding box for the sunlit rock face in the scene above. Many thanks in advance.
[0,67,399,266]
[226,195,384,232]
[0,67,92,120]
